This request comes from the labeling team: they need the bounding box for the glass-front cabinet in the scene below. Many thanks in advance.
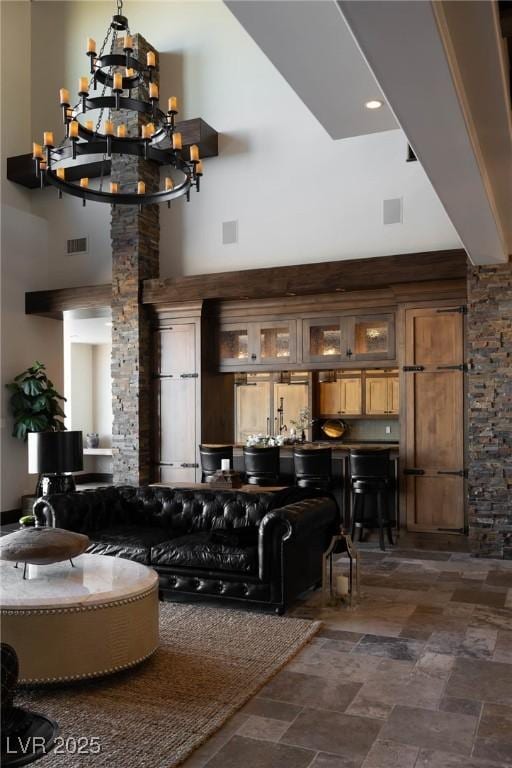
[303,313,395,364]
[257,321,296,365]
[302,318,351,363]
[352,314,395,361]
[219,312,396,369]
[219,324,251,365]
[219,320,297,367]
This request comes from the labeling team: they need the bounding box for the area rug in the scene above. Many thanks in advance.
[18,602,320,768]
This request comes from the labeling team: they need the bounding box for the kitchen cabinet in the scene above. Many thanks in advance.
[303,313,395,365]
[219,320,297,368]
[318,370,398,417]
[352,314,395,361]
[235,372,310,441]
[303,318,351,364]
[318,375,362,416]
[365,372,400,415]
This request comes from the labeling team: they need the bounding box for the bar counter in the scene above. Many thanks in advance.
[228,442,400,529]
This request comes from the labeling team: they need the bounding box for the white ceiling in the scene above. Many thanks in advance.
[338,0,511,264]
[225,0,398,140]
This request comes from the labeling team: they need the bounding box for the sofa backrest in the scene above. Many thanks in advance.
[43,486,281,535]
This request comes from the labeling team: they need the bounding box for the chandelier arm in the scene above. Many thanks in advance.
[50,142,193,178]
[46,169,191,205]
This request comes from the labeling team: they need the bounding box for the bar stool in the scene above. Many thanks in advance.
[243,446,280,486]
[293,447,332,491]
[199,445,233,482]
[349,449,394,551]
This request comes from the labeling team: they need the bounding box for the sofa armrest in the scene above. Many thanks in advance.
[258,497,338,582]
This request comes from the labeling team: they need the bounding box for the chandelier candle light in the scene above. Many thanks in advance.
[32,0,204,207]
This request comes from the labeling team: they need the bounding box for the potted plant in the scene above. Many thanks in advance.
[5,361,66,522]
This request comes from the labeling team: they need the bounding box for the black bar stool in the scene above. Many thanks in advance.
[199,445,233,482]
[243,446,280,486]
[293,447,332,491]
[349,449,394,551]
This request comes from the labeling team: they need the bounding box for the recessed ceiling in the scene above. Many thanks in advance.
[225,0,398,140]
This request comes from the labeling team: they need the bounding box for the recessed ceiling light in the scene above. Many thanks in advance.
[365,99,383,110]
[105,322,113,327]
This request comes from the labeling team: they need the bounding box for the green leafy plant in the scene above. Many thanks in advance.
[6,361,66,441]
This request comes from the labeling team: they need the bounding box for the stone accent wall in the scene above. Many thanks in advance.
[111,33,160,485]
[467,262,512,559]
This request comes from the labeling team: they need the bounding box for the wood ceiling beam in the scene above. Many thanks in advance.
[142,249,468,304]
[25,250,469,318]
[25,284,111,319]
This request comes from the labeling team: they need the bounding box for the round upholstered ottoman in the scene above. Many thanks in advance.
[0,554,159,684]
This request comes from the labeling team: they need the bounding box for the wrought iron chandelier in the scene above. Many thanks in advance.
[31,0,203,207]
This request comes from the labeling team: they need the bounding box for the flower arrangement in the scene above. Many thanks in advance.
[289,407,314,434]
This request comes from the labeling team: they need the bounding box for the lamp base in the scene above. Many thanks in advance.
[36,474,76,497]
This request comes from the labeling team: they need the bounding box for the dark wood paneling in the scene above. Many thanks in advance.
[7,119,218,189]
[143,250,468,304]
[25,284,111,319]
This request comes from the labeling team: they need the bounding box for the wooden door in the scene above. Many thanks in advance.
[404,307,465,532]
[365,377,388,415]
[340,377,362,415]
[319,381,341,415]
[156,323,199,483]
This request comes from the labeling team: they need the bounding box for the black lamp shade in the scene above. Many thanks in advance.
[28,431,84,474]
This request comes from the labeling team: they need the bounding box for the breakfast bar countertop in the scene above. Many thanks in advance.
[230,442,399,455]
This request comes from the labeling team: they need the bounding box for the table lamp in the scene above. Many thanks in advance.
[28,431,83,496]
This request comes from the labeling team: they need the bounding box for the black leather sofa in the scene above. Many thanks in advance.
[40,486,339,614]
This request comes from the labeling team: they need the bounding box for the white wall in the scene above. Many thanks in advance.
[27,0,461,287]
[69,344,94,436]
[1,0,64,511]
[92,343,112,447]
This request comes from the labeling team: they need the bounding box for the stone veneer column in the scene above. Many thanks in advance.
[467,263,512,559]
[111,33,159,485]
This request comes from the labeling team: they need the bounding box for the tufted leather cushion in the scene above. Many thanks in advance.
[151,531,258,574]
[86,526,171,564]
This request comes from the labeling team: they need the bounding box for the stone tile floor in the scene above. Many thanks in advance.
[182,548,512,768]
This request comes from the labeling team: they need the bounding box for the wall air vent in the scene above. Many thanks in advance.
[383,198,403,226]
[66,236,88,255]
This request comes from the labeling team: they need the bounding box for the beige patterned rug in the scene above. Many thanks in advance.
[19,602,320,767]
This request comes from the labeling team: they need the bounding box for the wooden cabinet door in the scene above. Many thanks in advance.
[404,307,465,533]
[235,381,271,441]
[319,381,341,415]
[340,377,362,415]
[302,318,351,363]
[388,377,400,415]
[351,313,396,361]
[255,321,297,365]
[158,323,197,376]
[219,323,252,366]
[365,377,388,415]
[274,382,309,436]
